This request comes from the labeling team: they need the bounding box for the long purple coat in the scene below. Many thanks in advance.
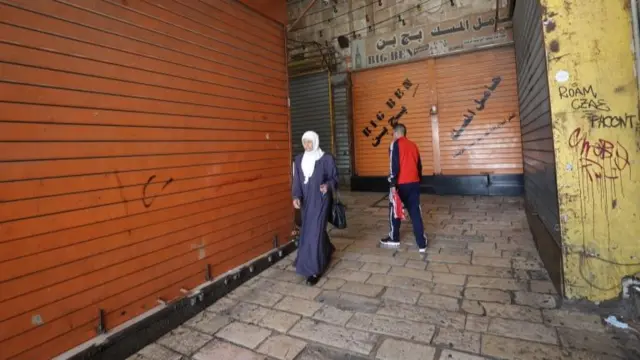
[292,153,339,277]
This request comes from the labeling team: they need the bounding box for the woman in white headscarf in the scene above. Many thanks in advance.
[292,131,339,285]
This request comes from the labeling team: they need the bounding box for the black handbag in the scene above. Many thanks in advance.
[329,188,347,229]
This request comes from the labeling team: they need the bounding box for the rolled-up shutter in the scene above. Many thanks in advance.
[435,47,523,175]
[289,71,332,157]
[352,61,434,177]
[332,73,352,185]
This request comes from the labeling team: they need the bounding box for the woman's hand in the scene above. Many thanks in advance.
[319,184,328,194]
[293,198,301,209]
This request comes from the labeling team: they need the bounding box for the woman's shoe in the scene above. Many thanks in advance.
[306,275,319,286]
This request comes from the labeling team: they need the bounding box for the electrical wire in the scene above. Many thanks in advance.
[287,0,448,52]
[292,0,380,32]
[336,0,448,41]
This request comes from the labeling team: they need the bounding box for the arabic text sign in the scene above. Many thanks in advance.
[351,11,513,70]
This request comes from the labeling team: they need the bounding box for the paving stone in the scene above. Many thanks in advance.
[432,283,464,298]
[530,280,558,294]
[512,259,545,270]
[242,289,285,307]
[439,349,489,360]
[528,269,551,280]
[257,335,307,360]
[467,242,497,253]
[433,328,482,354]
[258,309,301,333]
[339,281,384,297]
[483,303,543,322]
[207,297,237,314]
[381,287,421,304]
[360,262,392,274]
[254,280,323,300]
[557,327,626,358]
[377,302,466,329]
[488,318,558,344]
[184,312,231,335]
[274,296,322,316]
[376,338,437,360]
[464,288,511,304]
[290,318,378,355]
[327,268,372,283]
[261,268,303,283]
[229,303,270,324]
[193,340,265,360]
[426,253,472,264]
[134,343,183,360]
[426,262,451,273]
[472,256,511,268]
[347,313,436,344]
[316,290,381,313]
[514,291,557,309]
[542,309,604,332]
[216,322,272,349]
[481,334,564,360]
[359,254,407,266]
[295,344,370,360]
[405,259,427,269]
[461,300,485,315]
[157,326,213,356]
[466,276,528,291]
[312,305,354,326]
[389,266,435,281]
[448,264,513,278]
[465,315,490,332]
[418,293,460,311]
[367,273,433,293]
[333,260,365,271]
[431,271,467,286]
[322,278,346,290]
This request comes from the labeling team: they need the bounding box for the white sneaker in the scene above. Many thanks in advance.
[419,248,426,254]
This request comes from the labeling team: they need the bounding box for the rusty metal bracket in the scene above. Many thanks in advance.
[96,308,106,335]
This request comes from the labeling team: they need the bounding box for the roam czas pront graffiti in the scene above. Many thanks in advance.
[362,78,413,147]
[451,76,501,140]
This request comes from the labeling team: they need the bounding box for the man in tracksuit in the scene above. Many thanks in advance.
[380,124,428,253]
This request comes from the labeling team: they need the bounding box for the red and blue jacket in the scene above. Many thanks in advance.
[388,137,422,187]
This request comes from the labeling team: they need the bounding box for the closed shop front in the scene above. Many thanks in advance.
[351,47,523,195]
[289,71,332,157]
[332,73,354,185]
[0,1,289,359]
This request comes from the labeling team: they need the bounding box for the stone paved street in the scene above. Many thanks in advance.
[129,192,634,360]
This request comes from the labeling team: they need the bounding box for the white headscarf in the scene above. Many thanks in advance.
[301,131,324,184]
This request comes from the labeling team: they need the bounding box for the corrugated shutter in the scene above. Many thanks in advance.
[435,47,523,175]
[514,0,560,244]
[332,73,352,185]
[352,61,434,177]
[513,0,562,292]
[289,71,332,156]
[0,0,290,358]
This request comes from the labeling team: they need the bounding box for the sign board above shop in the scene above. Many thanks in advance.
[351,10,513,70]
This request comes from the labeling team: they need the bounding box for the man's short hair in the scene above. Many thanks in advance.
[393,124,407,136]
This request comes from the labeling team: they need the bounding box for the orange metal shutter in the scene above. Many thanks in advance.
[435,47,523,175]
[352,61,434,177]
[0,0,290,359]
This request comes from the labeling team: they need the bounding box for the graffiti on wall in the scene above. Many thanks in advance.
[361,78,414,147]
[451,76,502,140]
[561,83,637,243]
[142,175,173,208]
[454,112,516,158]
